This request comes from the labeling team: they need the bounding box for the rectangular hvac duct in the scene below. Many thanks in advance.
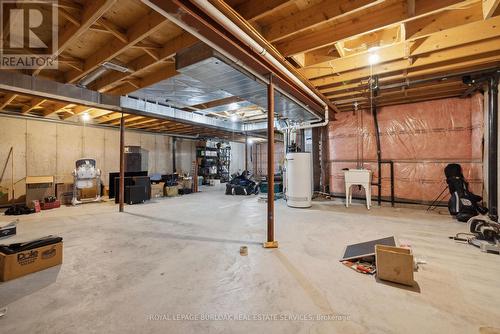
[175,43,319,123]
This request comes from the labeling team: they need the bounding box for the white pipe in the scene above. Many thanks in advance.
[142,0,328,127]
[192,0,327,109]
[277,105,329,131]
[142,0,323,122]
[191,0,330,130]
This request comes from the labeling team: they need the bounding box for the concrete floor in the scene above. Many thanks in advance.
[1,187,499,334]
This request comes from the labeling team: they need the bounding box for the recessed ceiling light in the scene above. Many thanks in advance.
[230,114,239,122]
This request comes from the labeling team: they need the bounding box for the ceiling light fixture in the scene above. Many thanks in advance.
[81,112,91,122]
[230,114,239,122]
[368,53,380,65]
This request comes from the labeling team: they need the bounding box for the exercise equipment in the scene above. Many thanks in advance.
[450,208,500,255]
[466,209,500,254]
[72,159,102,206]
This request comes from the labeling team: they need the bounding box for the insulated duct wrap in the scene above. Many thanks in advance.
[328,94,484,204]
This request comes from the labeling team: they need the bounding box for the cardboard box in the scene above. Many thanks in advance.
[151,182,165,198]
[165,186,178,197]
[0,242,63,282]
[26,176,55,208]
[375,245,414,286]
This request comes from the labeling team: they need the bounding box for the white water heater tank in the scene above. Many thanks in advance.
[286,152,312,208]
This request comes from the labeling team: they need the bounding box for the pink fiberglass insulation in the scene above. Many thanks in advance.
[328,94,484,203]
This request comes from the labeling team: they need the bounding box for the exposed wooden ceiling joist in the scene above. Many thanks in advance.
[235,0,294,21]
[0,93,18,110]
[261,0,378,43]
[90,33,198,92]
[274,0,470,56]
[33,0,117,75]
[64,10,166,84]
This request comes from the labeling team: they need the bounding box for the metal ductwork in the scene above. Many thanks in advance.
[79,61,132,87]
[175,43,321,123]
[78,67,109,87]
[0,71,120,110]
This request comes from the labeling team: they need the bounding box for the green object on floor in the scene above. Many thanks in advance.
[259,182,283,194]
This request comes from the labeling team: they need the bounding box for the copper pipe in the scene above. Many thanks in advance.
[245,134,248,171]
[267,74,275,243]
[119,113,125,212]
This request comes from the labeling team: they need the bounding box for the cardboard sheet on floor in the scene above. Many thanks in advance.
[340,236,396,262]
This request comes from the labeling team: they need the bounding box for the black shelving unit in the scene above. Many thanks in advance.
[218,146,231,183]
[196,141,230,184]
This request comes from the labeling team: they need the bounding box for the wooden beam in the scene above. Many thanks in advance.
[407,0,416,17]
[21,98,46,114]
[483,0,500,19]
[33,0,116,75]
[96,113,127,124]
[274,0,467,56]
[58,54,84,72]
[56,1,82,11]
[126,118,158,127]
[105,63,178,95]
[110,115,143,126]
[43,102,73,117]
[303,15,500,81]
[321,60,500,96]
[60,105,94,120]
[261,0,377,42]
[235,0,294,21]
[405,1,482,39]
[97,17,128,43]
[64,11,166,84]
[295,47,341,68]
[91,33,198,92]
[0,94,18,110]
[313,39,500,88]
[58,7,81,27]
[323,53,500,96]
